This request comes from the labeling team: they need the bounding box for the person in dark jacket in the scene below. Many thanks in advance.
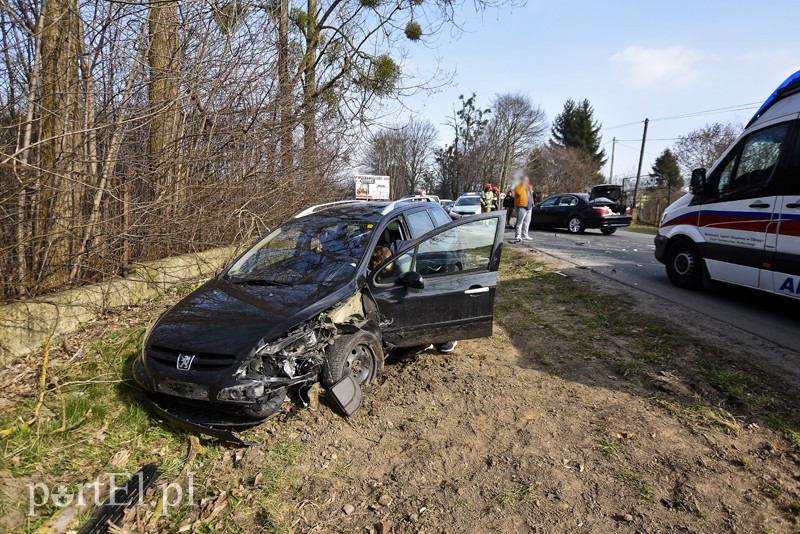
[503,189,515,227]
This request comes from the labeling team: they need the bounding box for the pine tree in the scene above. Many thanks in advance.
[652,148,684,203]
[551,98,606,174]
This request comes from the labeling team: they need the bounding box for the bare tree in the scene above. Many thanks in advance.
[673,122,741,178]
[363,119,438,198]
[0,0,522,301]
[526,144,597,198]
[482,92,547,192]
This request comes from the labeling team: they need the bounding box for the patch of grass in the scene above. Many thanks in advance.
[768,416,800,448]
[703,366,761,408]
[455,498,471,508]
[596,437,619,459]
[0,320,304,532]
[618,359,642,377]
[614,471,654,503]
[657,399,740,435]
[498,482,536,505]
[788,500,800,523]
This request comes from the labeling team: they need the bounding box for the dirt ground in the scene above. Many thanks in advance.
[1,246,799,533]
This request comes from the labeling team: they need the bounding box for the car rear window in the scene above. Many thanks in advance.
[456,196,480,206]
[406,210,435,237]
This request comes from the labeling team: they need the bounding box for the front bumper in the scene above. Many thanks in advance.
[139,392,261,446]
[654,233,668,263]
[133,351,312,408]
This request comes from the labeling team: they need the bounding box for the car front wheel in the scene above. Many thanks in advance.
[666,239,703,290]
[601,227,617,235]
[567,217,585,234]
[321,330,384,389]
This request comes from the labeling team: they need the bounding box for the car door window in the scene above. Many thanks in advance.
[414,218,498,276]
[540,196,558,207]
[715,123,789,196]
[406,210,435,237]
[374,217,499,284]
[559,196,578,207]
[429,208,451,226]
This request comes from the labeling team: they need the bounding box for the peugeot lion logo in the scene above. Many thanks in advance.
[176,353,196,371]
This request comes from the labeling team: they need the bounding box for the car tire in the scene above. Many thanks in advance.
[601,227,617,235]
[567,217,585,234]
[242,387,287,419]
[666,239,703,290]
[321,330,383,389]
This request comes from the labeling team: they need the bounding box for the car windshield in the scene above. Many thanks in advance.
[224,213,374,285]
[456,196,481,206]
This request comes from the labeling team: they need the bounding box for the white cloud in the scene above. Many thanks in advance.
[610,45,705,86]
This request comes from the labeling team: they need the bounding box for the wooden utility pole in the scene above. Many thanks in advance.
[631,119,649,220]
[608,137,616,184]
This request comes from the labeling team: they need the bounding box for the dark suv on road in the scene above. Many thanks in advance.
[133,199,505,439]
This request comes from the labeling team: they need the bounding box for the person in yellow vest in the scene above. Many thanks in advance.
[479,183,495,213]
[514,176,535,241]
[491,187,501,211]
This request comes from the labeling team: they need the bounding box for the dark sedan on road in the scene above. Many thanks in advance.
[529,192,632,234]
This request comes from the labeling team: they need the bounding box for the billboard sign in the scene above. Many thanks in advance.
[355,174,390,200]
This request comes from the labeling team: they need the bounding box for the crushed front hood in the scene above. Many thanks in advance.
[148,278,357,357]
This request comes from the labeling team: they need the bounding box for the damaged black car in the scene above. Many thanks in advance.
[133,199,505,439]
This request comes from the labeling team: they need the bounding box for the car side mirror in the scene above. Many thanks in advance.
[691,168,707,196]
[399,271,424,290]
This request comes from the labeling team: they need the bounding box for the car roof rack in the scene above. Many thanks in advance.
[380,196,435,215]
[294,200,365,218]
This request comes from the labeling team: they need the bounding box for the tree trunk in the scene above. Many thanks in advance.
[13,13,43,296]
[39,0,82,289]
[302,0,317,184]
[147,0,181,223]
[278,0,293,195]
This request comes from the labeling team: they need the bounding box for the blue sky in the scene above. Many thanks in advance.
[398,0,800,181]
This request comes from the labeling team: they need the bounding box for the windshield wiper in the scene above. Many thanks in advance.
[232,279,292,287]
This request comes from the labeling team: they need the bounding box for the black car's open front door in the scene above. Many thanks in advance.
[367,212,505,347]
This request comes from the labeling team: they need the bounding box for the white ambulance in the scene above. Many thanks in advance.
[655,71,800,300]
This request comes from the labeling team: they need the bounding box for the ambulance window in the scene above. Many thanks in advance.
[716,156,737,194]
[719,123,789,195]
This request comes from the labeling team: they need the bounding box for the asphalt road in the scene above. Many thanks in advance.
[506,227,800,354]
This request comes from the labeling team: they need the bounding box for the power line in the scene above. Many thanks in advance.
[615,137,680,142]
[650,102,761,122]
[604,101,761,131]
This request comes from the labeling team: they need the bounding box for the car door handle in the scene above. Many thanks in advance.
[464,286,490,296]
[786,202,800,208]
[749,202,770,208]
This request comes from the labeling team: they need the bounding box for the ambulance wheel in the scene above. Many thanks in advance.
[666,239,703,290]
[601,227,617,235]
[321,330,383,389]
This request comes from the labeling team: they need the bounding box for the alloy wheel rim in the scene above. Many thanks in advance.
[569,218,581,233]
